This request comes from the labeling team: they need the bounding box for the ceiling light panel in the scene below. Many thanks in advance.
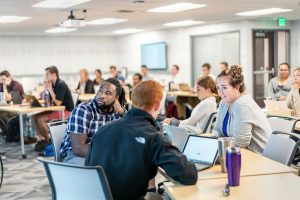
[113,28,144,34]
[0,16,31,23]
[87,18,128,25]
[148,3,207,13]
[236,8,292,16]
[164,20,204,27]
[32,0,91,9]
[45,27,77,33]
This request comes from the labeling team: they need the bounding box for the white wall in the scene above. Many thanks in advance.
[291,20,300,68]
[116,19,295,96]
[0,35,117,75]
[0,19,299,94]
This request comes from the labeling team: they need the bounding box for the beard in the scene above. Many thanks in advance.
[98,100,115,111]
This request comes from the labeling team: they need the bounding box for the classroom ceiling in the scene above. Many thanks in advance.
[0,0,299,36]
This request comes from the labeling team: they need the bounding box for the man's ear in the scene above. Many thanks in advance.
[115,95,119,101]
[154,101,161,112]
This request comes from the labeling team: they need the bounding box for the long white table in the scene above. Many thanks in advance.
[0,105,65,158]
[165,173,300,200]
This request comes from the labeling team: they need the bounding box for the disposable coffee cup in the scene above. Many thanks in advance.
[218,137,234,173]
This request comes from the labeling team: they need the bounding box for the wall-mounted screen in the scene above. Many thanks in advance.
[141,42,167,70]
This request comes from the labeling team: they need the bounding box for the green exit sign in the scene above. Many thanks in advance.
[277,18,286,27]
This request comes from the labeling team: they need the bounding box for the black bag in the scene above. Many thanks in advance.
[6,116,20,142]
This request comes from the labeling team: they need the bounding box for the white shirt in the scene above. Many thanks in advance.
[180,96,217,134]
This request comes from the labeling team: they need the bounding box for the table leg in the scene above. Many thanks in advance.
[19,114,26,159]
[61,110,65,121]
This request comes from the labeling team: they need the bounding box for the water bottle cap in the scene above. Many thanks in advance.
[227,146,240,153]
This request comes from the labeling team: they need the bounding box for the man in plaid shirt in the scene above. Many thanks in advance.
[60,78,126,165]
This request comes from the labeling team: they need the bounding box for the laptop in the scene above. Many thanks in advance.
[24,95,42,107]
[264,100,291,117]
[182,135,219,171]
[0,92,8,106]
[163,125,189,152]
[178,83,192,92]
[11,91,23,104]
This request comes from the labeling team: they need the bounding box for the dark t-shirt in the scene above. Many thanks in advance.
[52,79,74,111]
[0,79,25,100]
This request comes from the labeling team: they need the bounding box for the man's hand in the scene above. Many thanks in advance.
[291,83,300,90]
[44,79,52,91]
[113,99,125,114]
[163,118,172,125]
[278,95,287,101]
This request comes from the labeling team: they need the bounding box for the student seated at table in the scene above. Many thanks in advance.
[85,80,197,200]
[212,65,271,154]
[0,70,26,141]
[268,62,293,101]
[60,78,126,165]
[32,66,74,152]
[76,69,95,94]
[93,69,104,86]
[286,67,300,116]
[164,76,218,134]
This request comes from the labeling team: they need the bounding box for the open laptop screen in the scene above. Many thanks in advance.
[182,135,218,165]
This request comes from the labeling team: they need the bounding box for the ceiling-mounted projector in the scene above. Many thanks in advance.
[60,10,87,28]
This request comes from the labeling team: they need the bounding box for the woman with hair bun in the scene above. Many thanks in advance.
[212,65,271,154]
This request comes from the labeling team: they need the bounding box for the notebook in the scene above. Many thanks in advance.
[163,125,189,152]
[264,100,291,117]
[182,135,219,171]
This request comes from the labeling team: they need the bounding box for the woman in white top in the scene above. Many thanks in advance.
[164,76,218,134]
[286,67,300,116]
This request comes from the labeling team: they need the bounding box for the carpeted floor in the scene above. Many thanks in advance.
[0,136,51,200]
[0,135,167,200]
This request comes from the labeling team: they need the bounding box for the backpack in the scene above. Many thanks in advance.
[6,116,20,142]
[166,102,178,118]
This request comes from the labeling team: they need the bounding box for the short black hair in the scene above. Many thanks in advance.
[133,73,143,81]
[95,69,102,74]
[141,65,148,69]
[279,62,290,70]
[220,61,228,68]
[103,78,126,107]
[45,66,59,79]
[110,66,117,70]
[202,63,211,70]
[172,65,180,70]
[0,70,10,77]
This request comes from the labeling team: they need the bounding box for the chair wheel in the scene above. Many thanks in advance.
[157,187,164,195]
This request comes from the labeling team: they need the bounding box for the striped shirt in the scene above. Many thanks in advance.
[60,99,121,158]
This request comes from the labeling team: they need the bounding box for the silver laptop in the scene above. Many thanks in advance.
[264,100,291,117]
[182,135,219,171]
[163,125,189,152]
[178,83,192,92]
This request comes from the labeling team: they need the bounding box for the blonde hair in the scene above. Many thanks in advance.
[132,80,163,111]
[80,69,89,83]
[294,67,300,73]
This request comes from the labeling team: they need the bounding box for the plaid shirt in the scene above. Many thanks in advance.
[60,99,121,158]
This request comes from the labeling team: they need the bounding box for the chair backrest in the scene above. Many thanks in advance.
[263,131,300,165]
[203,112,217,133]
[37,158,113,200]
[71,92,80,106]
[47,121,67,162]
[184,103,193,119]
[267,117,295,133]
